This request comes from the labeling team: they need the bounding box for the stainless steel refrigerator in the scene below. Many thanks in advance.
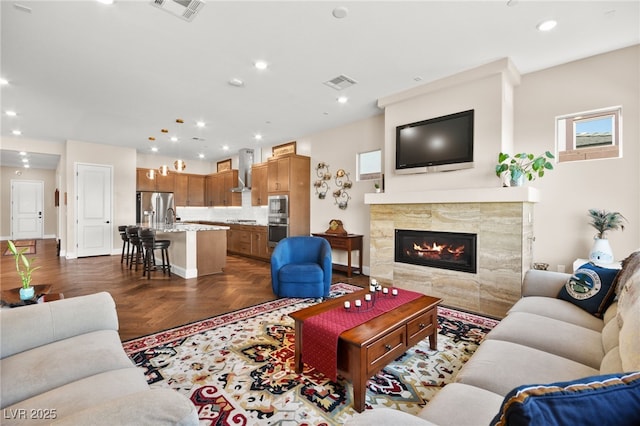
[136,192,175,226]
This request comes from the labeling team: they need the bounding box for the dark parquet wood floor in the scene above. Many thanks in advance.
[1,239,369,341]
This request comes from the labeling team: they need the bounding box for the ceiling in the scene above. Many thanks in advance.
[1,1,639,170]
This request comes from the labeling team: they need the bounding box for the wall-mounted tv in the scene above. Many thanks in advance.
[395,109,474,174]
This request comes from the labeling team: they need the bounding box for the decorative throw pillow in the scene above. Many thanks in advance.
[557,262,619,317]
[490,371,640,426]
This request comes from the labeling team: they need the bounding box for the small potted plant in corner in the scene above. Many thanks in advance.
[587,209,627,263]
[6,240,41,300]
[495,151,555,187]
[374,182,381,193]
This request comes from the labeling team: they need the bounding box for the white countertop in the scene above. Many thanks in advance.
[153,223,230,232]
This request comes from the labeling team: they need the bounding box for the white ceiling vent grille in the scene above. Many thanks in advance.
[151,0,205,22]
[323,74,358,91]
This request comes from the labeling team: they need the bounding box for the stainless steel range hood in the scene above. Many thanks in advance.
[230,148,254,192]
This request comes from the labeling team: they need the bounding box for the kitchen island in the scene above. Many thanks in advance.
[154,223,229,278]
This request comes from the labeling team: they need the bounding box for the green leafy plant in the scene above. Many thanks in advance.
[6,240,40,289]
[495,151,555,182]
[374,182,380,189]
[588,209,627,239]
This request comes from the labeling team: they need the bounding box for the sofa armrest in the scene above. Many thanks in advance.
[51,389,199,426]
[521,269,572,298]
[1,292,118,358]
[344,408,437,426]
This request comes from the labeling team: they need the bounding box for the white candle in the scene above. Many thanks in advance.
[371,279,378,286]
[376,284,382,291]
[355,299,362,307]
[382,287,389,294]
[365,294,372,302]
[392,288,398,296]
[344,301,351,309]
[369,284,376,292]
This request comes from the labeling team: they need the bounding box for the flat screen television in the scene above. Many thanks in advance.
[395,109,474,174]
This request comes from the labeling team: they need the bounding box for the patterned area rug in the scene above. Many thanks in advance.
[123,283,498,425]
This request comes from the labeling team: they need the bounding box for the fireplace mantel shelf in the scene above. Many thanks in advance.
[364,186,540,205]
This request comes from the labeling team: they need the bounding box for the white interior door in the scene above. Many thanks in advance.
[11,180,44,240]
[77,163,112,257]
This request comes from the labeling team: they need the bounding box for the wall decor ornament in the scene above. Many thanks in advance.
[333,168,352,209]
[314,162,332,199]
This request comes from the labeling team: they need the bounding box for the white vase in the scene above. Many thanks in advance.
[589,238,614,263]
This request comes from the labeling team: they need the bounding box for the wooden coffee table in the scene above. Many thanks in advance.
[290,289,441,412]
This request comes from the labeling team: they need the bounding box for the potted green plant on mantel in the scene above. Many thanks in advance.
[587,209,627,263]
[495,151,555,187]
[7,240,41,300]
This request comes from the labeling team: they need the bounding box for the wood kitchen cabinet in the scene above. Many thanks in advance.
[267,156,290,192]
[251,162,268,206]
[174,173,205,206]
[225,224,270,261]
[136,168,175,192]
[267,154,310,238]
[207,170,241,207]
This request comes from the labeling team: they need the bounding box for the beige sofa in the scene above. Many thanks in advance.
[346,253,640,426]
[0,292,198,425]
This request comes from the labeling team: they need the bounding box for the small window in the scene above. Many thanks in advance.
[357,149,382,181]
[556,107,622,163]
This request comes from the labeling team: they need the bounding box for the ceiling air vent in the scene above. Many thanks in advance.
[323,74,358,91]
[151,0,205,22]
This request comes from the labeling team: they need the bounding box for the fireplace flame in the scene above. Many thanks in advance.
[412,241,464,258]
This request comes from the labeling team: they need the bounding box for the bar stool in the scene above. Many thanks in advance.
[139,228,171,279]
[126,226,144,271]
[118,225,130,265]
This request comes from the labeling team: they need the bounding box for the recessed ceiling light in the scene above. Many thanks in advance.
[254,134,263,140]
[24,164,30,168]
[229,78,245,87]
[0,78,8,85]
[537,19,557,32]
[196,121,205,128]
[198,153,205,159]
[19,151,27,155]
[151,147,158,152]
[222,145,229,151]
[337,96,349,104]
[170,136,178,142]
[332,6,349,19]
[22,158,28,163]
[95,0,114,4]
[12,130,22,136]
[254,60,268,70]
[5,110,17,116]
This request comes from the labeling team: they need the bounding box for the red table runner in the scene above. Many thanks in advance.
[302,289,423,380]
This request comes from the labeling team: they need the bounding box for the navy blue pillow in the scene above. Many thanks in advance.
[490,371,640,426]
[557,262,619,317]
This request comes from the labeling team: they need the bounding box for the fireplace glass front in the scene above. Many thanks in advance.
[395,229,477,273]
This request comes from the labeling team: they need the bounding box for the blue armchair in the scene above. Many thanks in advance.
[270,236,333,298]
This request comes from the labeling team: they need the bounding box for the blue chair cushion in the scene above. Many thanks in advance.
[279,263,324,284]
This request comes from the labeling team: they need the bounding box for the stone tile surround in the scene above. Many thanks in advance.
[366,188,537,318]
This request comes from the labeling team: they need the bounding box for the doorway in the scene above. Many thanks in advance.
[10,180,44,240]
[76,163,113,257]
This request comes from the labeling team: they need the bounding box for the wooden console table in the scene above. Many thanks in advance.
[312,233,363,277]
[290,290,441,412]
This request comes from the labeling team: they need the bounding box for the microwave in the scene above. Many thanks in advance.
[268,195,288,218]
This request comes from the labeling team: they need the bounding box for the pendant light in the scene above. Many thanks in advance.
[173,118,186,172]
[159,165,170,176]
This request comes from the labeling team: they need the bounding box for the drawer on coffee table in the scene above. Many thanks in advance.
[366,326,406,375]
[407,308,436,347]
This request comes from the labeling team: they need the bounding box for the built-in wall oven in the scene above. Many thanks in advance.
[268,195,289,247]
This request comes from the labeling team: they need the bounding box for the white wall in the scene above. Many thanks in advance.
[64,140,136,257]
[306,114,385,272]
[514,45,639,269]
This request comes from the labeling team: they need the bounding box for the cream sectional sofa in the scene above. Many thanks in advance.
[0,292,198,425]
[346,252,640,426]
